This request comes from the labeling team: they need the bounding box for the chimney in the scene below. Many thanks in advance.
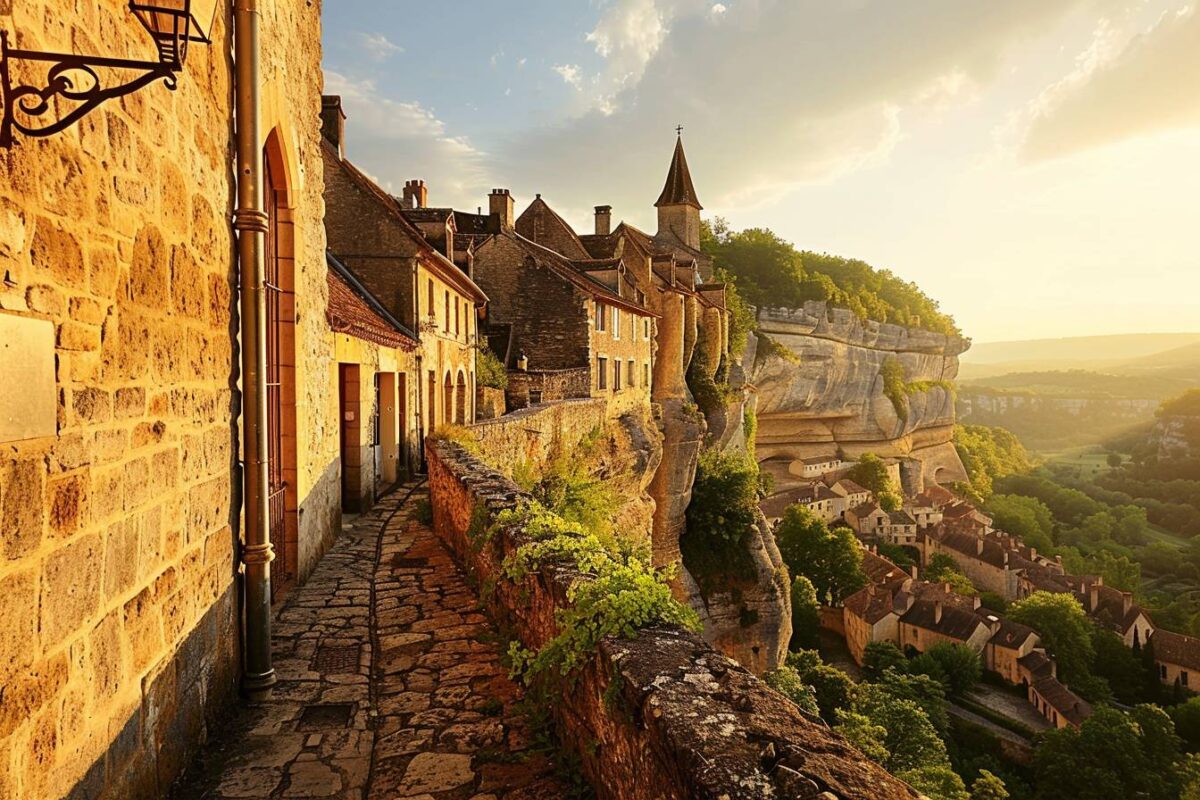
[321,95,346,159]
[1123,593,1133,616]
[1003,551,1010,567]
[489,189,514,229]
[594,205,612,236]
[935,600,943,625]
[1030,547,1037,560]
[1096,575,1103,587]
[977,538,984,556]
[1089,583,1100,612]
[910,565,919,580]
[402,180,428,209]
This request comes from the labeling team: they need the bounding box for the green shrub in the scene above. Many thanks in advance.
[681,449,762,595]
[431,424,481,454]
[475,344,508,390]
[764,665,820,717]
[881,357,910,423]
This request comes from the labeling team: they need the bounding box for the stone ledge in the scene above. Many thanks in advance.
[427,440,919,800]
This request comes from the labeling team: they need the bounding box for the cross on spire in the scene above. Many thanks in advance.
[675,124,683,137]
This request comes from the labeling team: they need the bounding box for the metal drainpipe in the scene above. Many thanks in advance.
[232,0,275,700]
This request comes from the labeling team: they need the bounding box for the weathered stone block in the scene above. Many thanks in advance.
[3,458,45,559]
[88,608,124,702]
[26,284,66,316]
[0,654,69,740]
[58,321,101,352]
[47,471,88,538]
[103,519,140,601]
[30,217,85,290]
[72,387,112,424]
[0,569,39,677]
[41,533,103,646]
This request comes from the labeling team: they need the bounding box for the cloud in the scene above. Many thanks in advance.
[553,64,584,91]
[359,33,403,62]
[492,0,1129,229]
[323,71,487,208]
[1020,6,1200,161]
[710,4,728,17]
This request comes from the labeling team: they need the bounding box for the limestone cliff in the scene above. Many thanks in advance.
[749,302,971,489]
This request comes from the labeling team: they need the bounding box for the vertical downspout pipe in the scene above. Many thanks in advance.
[232,0,275,700]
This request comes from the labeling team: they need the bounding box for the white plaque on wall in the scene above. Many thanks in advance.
[0,314,57,443]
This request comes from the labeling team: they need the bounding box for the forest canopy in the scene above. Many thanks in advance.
[701,219,960,336]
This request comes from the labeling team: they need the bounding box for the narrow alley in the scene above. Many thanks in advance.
[171,483,565,800]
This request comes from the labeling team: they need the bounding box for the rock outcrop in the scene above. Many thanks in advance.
[749,302,971,488]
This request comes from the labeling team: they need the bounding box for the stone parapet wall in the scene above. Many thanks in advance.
[504,367,591,410]
[427,440,919,800]
[469,398,608,473]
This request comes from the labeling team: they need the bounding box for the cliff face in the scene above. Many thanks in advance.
[749,302,971,487]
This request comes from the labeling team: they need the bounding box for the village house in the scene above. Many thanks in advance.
[903,496,944,529]
[843,576,914,665]
[0,2,337,797]
[1149,629,1200,691]
[831,478,872,509]
[325,254,420,510]
[846,501,889,536]
[319,97,489,449]
[789,455,845,480]
[881,510,920,546]
[984,616,1042,685]
[1065,574,1156,648]
[1029,676,1092,730]
[897,587,992,656]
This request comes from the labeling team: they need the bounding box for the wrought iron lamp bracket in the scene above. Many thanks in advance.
[0,2,209,149]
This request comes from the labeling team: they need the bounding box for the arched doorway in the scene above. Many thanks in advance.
[264,131,298,599]
[443,371,454,427]
[455,370,467,425]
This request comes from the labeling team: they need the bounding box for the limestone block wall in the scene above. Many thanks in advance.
[503,367,591,410]
[0,1,330,798]
[469,398,608,474]
[427,441,919,800]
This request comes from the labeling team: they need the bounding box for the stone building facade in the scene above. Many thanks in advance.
[319,98,488,457]
[0,2,333,797]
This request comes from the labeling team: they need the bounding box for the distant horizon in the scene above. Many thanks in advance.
[967,330,1200,347]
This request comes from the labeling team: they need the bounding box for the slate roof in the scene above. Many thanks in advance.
[1018,650,1055,679]
[325,252,418,351]
[832,479,871,497]
[1032,677,1092,726]
[515,196,592,260]
[655,135,703,210]
[888,510,917,526]
[861,549,911,585]
[1151,629,1200,672]
[988,618,1038,651]
[901,600,986,642]
[844,580,911,625]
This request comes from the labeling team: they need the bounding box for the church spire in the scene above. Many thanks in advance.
[655,134,702,210]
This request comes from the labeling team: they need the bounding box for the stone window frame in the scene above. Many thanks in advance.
[612,306,620,340]
[643,317,651,340]
[627,359,635,388]
[597,355,608,390]
[595,301,607,333]
[444,290,451,333]
[643,362,650,388]
[613,358,622,391]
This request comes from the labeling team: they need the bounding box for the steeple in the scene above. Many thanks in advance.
[655,133,703,250]
[655,134,703,210]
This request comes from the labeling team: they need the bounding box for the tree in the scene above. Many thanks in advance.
[763,665,820,717]
[1032,705,1184,800]
[1007,592,1096,689]
[875,668,950,736]
[922,642,982,697]
[970,770,1009,800]
[784,650,854,722]
[789,575,821,650]
[900,765,969,800]
[979,591,1009,614]
[925,553,977,597]
[1090,628,1146,705]
[1107,452,1124,468]
[1170,696,1200,752]
[955,425,1031,500]
[775,505,867,604]
[984,494,1055,553]
[862,641,908,681]
[847,453,896,496]
[834,710,891,764]
[849,683,950,774]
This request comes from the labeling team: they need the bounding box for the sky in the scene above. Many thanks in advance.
[321,0,1200,343]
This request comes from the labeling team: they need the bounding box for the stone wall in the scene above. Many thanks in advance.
[426,441,918,800]
[504,367,591,410]
[475,386,506,420]
[0,1,330,798]
[469,398,608,474]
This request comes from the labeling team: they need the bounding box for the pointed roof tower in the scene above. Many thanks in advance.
[655,134,703,210]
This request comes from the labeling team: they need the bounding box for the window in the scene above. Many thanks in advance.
[427,279,434,318]
[643,363,650,387]
[1162,664,1169,679]
[644,318,651,340]
[627,360,634,387]
[595,302,606,332]
[597,356,608,390]
[612,306,620,339]
[444,291,450,332]
[613,359,622,391]
[455,298,460,337]
[631,314,636,340]
[1185,671,1191,687]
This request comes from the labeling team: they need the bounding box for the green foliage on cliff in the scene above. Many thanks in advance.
[715,267,756,356]
[497,499,701,683]
[753,332,800,368]
[475,344,508,390]
[847,453,898,496]
[775,504,867,604]
[881,357,910,423]
[681,449,762,595]
[430,424,481,454]
[701,218,960,335]
[1161,389,1200,418]
[953,424,1032,500]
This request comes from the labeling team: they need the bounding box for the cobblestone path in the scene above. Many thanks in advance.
[171,482,565,800]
